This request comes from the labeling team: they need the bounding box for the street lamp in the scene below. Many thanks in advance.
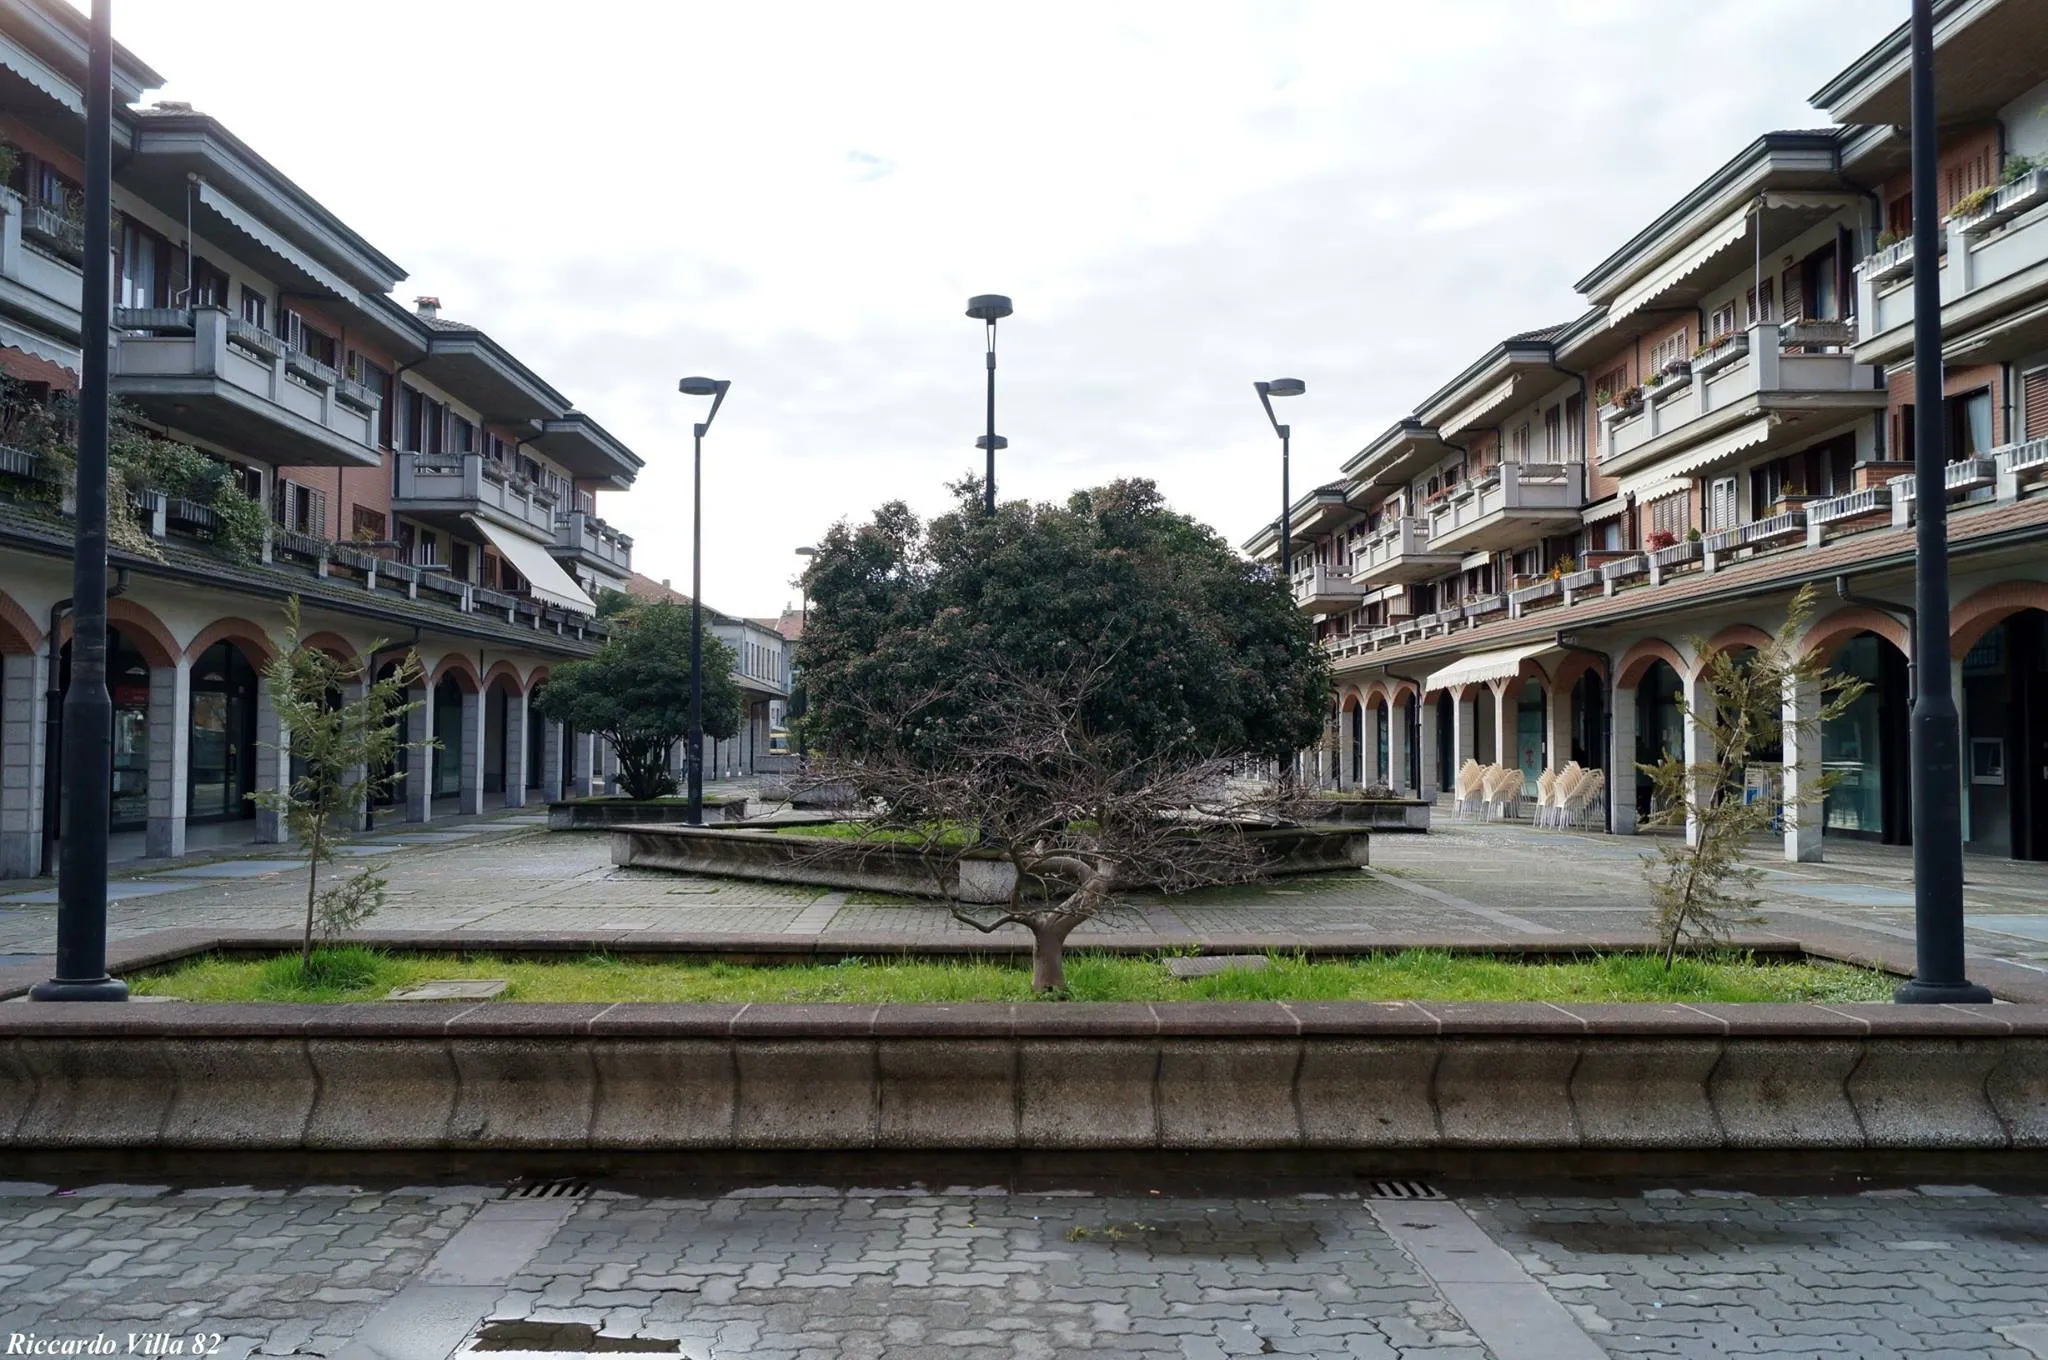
[793,546,815,759]
[1897,0,1991,1004]
[1254,378,1306,581]
[34,0,124,1003]
[967,294,1012,513]
[678,375,732,828]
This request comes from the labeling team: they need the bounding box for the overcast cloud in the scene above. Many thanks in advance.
[99,1,1902,619]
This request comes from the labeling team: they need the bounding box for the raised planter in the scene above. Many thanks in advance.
[549,796,747,830]
[0,1000,2041,1162]
[1302,797,1430,832]
[612,823,1372,904]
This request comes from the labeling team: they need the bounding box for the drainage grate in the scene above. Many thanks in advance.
[503,1177,593,1201]
[1360,1178,1443,1201]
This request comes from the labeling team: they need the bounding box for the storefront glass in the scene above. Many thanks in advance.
[1823,635,1885,835]
[188,641,257,821]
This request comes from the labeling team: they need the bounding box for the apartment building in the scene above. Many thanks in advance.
[623,574,790,780]
[0,0,644,875]
[1254,0,2048,863]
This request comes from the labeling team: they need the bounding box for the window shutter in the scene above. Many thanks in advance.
[2025,369,2048,441]
[304,487,328,538]
[272,479,296,528]
[1781,265,1804,325]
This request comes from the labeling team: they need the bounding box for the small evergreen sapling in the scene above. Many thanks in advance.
[1638,585,1867,967]
[250,599,433,970]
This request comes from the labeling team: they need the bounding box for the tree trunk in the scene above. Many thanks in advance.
[301,814,324,970]
[1028,913,1084,993]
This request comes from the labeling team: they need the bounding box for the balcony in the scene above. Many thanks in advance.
[1291,564,1368,614]
[394,451,559,537]
[1855,236,1917,286]
[109,307,381,468]
[1603,322,1883,476]
[0,189,82,338]
[1423,461,1586,554]
[1351,515,1461,585]
[552,509,634,577]
[1858,194,2048,364]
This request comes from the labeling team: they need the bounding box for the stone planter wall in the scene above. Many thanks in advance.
[610,824,1372,904]
[548,798,745,831]
[1,1001,2041,1157]
[1302,798,1430,832]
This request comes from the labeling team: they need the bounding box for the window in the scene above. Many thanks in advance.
[273,480,328,537]
[1706,476,1739,532]
[190,257,229,309]
[1709,300,1739,340]
[1508,422,1530,462]
[1886,194,1912,240]
[414,528,438,567]
[452,541,472,582]
[424,398,445,457]
[349,354,395,447]
[240,287,267,330]
[1648,490,1691,541]
[283,311,338,368]
[1563,394,1583,462]
[1950,387,1995,457]
[351,506,387,543]
[2024,368,2048,441]
[1648,328,1689,376]
[1542,406,1562,461]
[117,220,166,309]
[452,417,475,455]
[1744,279,1775,325]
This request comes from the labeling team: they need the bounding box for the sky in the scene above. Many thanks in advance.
[95,1,1905,620]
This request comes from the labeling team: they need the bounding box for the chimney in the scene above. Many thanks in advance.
[152,100,193,113]
[661,578,672,590]
[414,296,441,320]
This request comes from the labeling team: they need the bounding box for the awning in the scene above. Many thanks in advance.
[1439,377,1519,438]
[465,515,596,615]
[1611,205,1752,322]
[196,182,359,303]
[1424,643,1557,694]
[0,46,82,115]
[1581,494,1630,525]
[1615,415,1775,500]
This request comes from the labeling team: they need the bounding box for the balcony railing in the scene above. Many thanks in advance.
[553,509,633,573]
[1861,199,2048,347]
[1292,564,1368,612]
[18,198,82,261]
[1856,236,1916,285]
[394,451,558,536]
[1352,514,1458,584]
[1808,486,1891,525]
[1891,456,2000,503]
[1424,461,1586,552]
[1955,167,2048,240]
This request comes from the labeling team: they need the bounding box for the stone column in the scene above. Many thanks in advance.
[1452,688,1477,768]
[1682,668,1714,847]
[1417,694,1441,801]
[1546,680,1573,775]
[1491,682,1514,767]
[1610,686,1639,835]
[458,688,485,815]
[503,689,530,808]
[540,720,565,803]
[0,650,47,878]
[406,682,436,823]
[145,657,191,859]
[1337,705,1355,790]
[1388,698,1412,796]
[252,673,290,844]
[569,728,593,798]
[1781,673,1824,862]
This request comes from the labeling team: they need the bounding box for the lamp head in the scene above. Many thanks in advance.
[678,376,727,397]
[1264,378,1306,398]
[795,546,816,557]
[965,294,1013,322]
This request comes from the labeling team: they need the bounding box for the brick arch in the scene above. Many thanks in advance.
[482,659,525,693]
[1550,651,1605,693]
[1337,685,1363,712]
[1382,680,1419,706]
[1949,580,2048,660]
[0,588,40,652]
[1802,606,1910,665]
[297,631,367,671]
[525,664,551,689]
[185,616,277,669]
[1360,680,1389,707]
[1615,638,1687,690]
[1701,623,1774,659]
[60,599,179,668]
[429,653,481,693]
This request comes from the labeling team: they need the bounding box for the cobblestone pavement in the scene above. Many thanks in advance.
[5,808,2048,973]
[2,1180,2045,1358]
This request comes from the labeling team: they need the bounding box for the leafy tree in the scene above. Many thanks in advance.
[1639,585,1868,967]
[251,599,432,970]
[534,599,743,799]
[798,477,1333,989]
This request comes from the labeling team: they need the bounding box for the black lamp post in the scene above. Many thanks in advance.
[677,376,731,828]
[967,294,1012,513]
[1254,378,1306,580]
[793,545,814,759]
[1896,0,1991,1004]
[34,0,123,1003]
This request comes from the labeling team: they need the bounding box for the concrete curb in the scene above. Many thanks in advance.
[1,1001,2042,1153]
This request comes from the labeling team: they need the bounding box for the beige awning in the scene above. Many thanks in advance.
[1424,643,1557,694]
[465,515,596,615]
[1616,416,1775,501]
[1611,205,1752,322]
[1439,377,1519,438]
[1581,494,1630,525]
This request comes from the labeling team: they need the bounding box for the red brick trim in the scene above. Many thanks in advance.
[1949,580,2048,660]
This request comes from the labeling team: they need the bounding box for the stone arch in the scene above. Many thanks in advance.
[1949,580,2048,660]
[1701,623,1774,659]
[1361,680,1390,707]
[525,664,552,690]
[1384,679,1420,705]
[481,659,525,694]
[64,598,179,668]
[429,653,482,692]
[297,630,367,671]
[1802,606,1910,665]
[1615,638,1688,690]
[0,587,40,652]
[1550,650,1605,694]
[184,616,277,669]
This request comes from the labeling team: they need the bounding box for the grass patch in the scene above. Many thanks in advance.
[775,822,976,848]
[131,949,1895,1005]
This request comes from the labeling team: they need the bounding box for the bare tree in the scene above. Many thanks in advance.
[798,657,1312,992]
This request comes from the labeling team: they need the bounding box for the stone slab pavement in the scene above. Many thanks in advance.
[1,1178,2045,1358]
[4,807,2047,982]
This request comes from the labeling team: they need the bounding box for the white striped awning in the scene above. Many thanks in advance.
[1424,642,1557,694]
[1611,205,1752,322]
[1615,416,1775,502]
[1581,494,1630,524]
[1439,377,1519,438]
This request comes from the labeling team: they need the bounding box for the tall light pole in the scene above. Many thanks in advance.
[793,546,815,760]
[1254,378,1306,580]
[677,376,731,828]
[1896,0,1991,1004]
[967,294,1012,513]
[34,0,123,1003]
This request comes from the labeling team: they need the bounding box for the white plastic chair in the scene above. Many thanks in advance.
[1534,769,1558,829]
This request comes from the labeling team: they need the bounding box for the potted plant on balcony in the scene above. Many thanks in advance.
[1662,356,1691,380]
[1645,528,1677,553]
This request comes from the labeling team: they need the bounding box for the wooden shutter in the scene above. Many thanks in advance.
[272,479,296,528]
[1781,264,1804,325]
[2025,369,2048,440]
[303,486,328,538]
